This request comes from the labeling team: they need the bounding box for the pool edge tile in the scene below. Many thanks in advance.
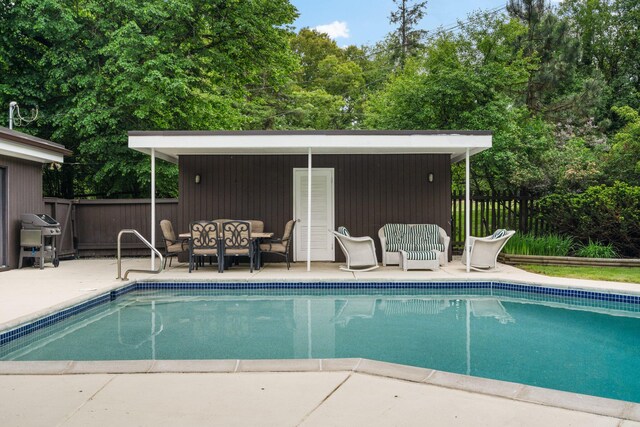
[67,360,153,374]
[516,384,630,419]
[237,358,321,372]
[355,359,433,383]
[149,359,237,373]
[0,360,72,374]
[424,370,525,399]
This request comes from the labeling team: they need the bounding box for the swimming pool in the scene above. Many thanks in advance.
[1,281,639,403]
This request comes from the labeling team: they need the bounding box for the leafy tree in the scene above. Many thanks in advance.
[365,13,556,192]
[0,0,299,197]
[388,0,428,69]
[605,106,640,185]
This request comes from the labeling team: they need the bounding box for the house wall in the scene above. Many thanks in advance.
[178,154,452,262]
[0,154,44,269]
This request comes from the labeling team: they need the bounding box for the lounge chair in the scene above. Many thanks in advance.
[461,229,515,271]
[160,219,188,268]
[331,226,379,272]
[259,219,296,269]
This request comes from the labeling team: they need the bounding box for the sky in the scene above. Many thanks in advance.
[290,0,508,46]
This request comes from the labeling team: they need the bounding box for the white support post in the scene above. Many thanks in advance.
[465,148,470,273]
[151,148,156,270]
[307,148,312,272]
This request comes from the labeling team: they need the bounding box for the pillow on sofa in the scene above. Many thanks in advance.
[383,223,409,251]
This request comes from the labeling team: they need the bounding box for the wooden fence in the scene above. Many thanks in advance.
[451,191,547,250]
[44,198,178,258]
[46,192,545,257]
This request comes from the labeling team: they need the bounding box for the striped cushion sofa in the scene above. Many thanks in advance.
[378,224,450,267]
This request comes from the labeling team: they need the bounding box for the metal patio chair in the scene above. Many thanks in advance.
[259,219,296,269]
[189,221,222,273]
[222,220,254,273]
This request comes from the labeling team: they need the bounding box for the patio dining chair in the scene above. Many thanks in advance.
[461,229,515,271]
[222,220,255,273]
[160,219,188,268]
[331,226,379,272]
[189,221,222,273]
[259,219,296,269]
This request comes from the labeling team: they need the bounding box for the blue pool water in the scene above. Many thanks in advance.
[1,284,640,403]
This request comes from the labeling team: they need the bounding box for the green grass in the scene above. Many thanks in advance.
[519,265,640,284]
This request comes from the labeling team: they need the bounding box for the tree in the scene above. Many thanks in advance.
[388,0,428,69]
[365,13,555,192]
[506,0,602,122]
[605,106,640,186]
[0,0,299,197]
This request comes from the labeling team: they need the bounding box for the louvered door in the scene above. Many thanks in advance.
[293,168,335,261]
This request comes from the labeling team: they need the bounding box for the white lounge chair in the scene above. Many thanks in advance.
[461,229,515,271]
[332,227,379,272]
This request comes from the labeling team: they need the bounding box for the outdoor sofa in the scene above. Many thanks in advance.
[378,224,450,268]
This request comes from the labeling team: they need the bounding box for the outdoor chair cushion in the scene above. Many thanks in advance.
[491,229,507,239]
[167,242,185,253]
[193,248,218,255]
[337,226,351,237]
[224,248,250,256]
[403,250,438,261]
[259,242,286,252]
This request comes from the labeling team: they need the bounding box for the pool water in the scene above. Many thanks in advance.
[2,288,640,403]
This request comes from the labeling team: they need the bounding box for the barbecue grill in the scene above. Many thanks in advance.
[18,213,61,269]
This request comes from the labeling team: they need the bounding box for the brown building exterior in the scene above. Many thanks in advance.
[178,154,451,261]
[0,127,71,270]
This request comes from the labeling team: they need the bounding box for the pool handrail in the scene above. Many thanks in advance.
[117,229,164,280]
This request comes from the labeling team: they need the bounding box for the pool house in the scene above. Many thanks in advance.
[128,130,492,271]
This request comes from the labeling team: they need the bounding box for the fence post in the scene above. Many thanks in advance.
[519,188,529,234]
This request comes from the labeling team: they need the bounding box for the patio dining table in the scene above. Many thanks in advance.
[178,231,274,271]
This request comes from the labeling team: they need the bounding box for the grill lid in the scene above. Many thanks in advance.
[21,213,60,227]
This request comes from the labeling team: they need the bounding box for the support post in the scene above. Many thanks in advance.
[465,148,470,273]
[307,148,312,272]
[151,148,156,270]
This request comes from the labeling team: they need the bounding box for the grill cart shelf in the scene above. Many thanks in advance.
[18,213,61,269]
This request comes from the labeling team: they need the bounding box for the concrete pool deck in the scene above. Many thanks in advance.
[1,258,639,426]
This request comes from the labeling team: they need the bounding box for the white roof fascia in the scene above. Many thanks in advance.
[0,140,65,163]
[129,133,492,163]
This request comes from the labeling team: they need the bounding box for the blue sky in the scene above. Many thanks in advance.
[290,0,507,46]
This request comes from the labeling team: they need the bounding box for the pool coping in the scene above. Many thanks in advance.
[0,358,638,422]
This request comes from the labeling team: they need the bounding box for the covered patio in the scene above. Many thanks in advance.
[128,130,492,273]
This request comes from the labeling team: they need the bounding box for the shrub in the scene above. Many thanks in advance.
[574,240,618,258]
[539,182,640,257]
[503,233,574,256]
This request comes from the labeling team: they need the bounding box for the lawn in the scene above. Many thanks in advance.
[520,265,640,284]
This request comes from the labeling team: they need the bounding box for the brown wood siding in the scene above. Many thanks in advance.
[179,154,451,262]
[73,199,178,256]
[0,154,44,269]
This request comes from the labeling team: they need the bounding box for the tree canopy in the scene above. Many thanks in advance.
[1,0,638,202]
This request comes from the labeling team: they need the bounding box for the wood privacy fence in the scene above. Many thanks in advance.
[451,191,547,250]
[45,192,545,257]
[44,198,178,257]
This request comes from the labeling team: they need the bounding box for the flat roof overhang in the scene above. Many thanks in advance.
[128,130,492,164]
[0,126,72,163]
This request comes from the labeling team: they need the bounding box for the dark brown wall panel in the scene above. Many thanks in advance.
[73,199,178,256]
[179,154,451,262]
[0,154,44,269]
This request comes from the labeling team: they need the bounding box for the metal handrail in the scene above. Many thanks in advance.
[117,229,164,280]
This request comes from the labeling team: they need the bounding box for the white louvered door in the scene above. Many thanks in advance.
[293,168,335,261]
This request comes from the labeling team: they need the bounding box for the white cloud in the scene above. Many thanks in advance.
[314,21,350,40]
